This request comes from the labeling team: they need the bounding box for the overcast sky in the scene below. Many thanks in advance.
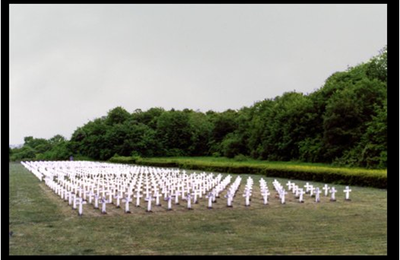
[9,4,387,145]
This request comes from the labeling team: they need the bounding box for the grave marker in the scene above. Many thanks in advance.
[206,191,214,209]
[330,187,337,202]
[122,195,132,213]
[134,191,142,207]
[77,197,87,216]
[280,189,288,204]
[146,193,155,212]
[298,189,305,203]
[343,186,352,201]
[100,197,111,214]
[186,193,193,210]
[261,189,270,205]
[315,187,321,203]
[167,194,173,211]
[243,188,251,207]
[322,184,330,197]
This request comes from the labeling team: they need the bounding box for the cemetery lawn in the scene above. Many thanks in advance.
[9,162,387,255]
[129,156,387,188]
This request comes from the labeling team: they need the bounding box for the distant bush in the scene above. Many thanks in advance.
[109,155,138,164]
[234,154,249,162]
[212,152,221,158]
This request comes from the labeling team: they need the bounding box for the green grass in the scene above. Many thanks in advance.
[129,156,387,188]
[9,162,387,255]
[136,156,387,172]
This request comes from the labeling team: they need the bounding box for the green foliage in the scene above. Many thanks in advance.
[156,110,193,155]
[11,135,71,161]
[365,46,387,82]
[10,146,36,161]
[233,154,249,162]
[14,47,386,169]
[106,106,130,125]
[109,154,138,164]
[133,157,386,188]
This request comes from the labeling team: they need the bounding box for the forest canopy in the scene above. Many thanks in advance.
[10,47,387,169]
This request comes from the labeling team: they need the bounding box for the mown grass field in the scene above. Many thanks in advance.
[9,162,387,255]
[114,156,387,188]
[135,156,387,174]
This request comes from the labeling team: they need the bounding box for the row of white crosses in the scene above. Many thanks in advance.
[286,180,352,202]
[22,161,352,216]
[224,176,242,207]
[22,161,235,215]
[259,178,270,205]
[242,177,254,207]
[272,179,288,204]
[21,161,44,180]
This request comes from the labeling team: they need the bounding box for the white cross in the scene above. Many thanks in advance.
[76,197,87,216]
[286,181,292,191]
[122,195,132,213]
[315,187,321,203]
[82,187,87,201]
[65,190,71,203]
[293,185,298,197]
[206,191,214,209]
[154,190,162,206]
[309,185,315,197]
[174,190,181,205]
[212,188,217,203]
[225,190,234,207]
[134,191,142,207]
[87,191,95,204]
[322,184,330,196]
[193,189,202,204]
[261,189,270,205]
[101,197,111,214]
[107,189,113,204]
[78,187,83,198]
[280,189,288,204]
[60,187,65,200]
[304,182,311,193]
[145,194,155,212]
[330,187,337,202]
[166,194,173,211]
[68,192,73,205]
[114,193,122,208]
[298,189,305,203]
[243,189,251,207]
[72,194,77,209]
[94,194,100,209]
[343,186,352,201]
[186,193,193,210]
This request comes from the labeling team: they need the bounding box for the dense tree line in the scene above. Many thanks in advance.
[11,47,387,168]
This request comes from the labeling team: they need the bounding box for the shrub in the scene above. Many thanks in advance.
[109,155,137,164]
[234,154,249,162]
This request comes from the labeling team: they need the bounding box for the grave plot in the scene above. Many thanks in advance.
[21,161,352,216]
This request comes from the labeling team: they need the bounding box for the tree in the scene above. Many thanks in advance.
[208,109,238,155]
[187,111,213,156]
[156,110,194,156]
[366,46,387,82]
[322,77,386,164]
[19,46,384,168]
[106,106,130,125]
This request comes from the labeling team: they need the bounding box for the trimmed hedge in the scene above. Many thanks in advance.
[109,156,387,189]
[108,155,137,164]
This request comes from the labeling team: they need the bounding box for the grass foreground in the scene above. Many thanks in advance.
[9,162,387,255]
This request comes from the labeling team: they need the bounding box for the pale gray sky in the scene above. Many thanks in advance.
[9,4,387,145]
